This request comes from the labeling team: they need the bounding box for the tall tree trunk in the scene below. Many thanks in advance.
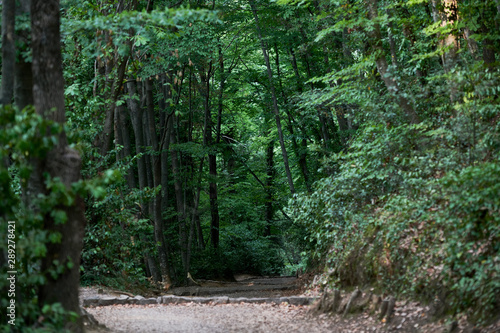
[318,109,331,149]
[100,56,129,157]
[127,79,158,280]
[250,0,295,194]
[185,71,204,250]
[127,80,147,194]
[159,74,173,255]
[194,211,204,249]
[117,105,137,189]
[144,254,160,282]
[276,45,311,192]
[289,48,303,94]
[265,140,274,237]
[31,1,86,331]
[145,77,171,284]
[170,124,189,277]
[158,73,174,284]
[114,104,125,161]
[216,46,224,144]
[200,66,220,249]
[160,73,171,213]
[208,153,219,249]
[367,0,420,124]
[1,0,16,105]
[143,99,154,216]
[188,158,204,260]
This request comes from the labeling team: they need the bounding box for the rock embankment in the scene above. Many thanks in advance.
[82,294,316,307]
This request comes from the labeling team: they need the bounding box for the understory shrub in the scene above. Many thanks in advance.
[289,114,500,322]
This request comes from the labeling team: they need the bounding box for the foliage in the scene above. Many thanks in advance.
[0,106,79,331]
[80,179,155,287]
[2,0,498,329]
[0,106,53,331]
[288,1,500,319]
[439,161,500,320]
[0,102,137,331]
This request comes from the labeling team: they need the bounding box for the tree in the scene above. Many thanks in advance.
[250,0,296,194]
[30,0,86,331]
[0,0,15,105]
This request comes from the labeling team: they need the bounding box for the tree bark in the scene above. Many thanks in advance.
[127,80,147,193]
[100,56,129,156]
[431,0,459,102]
[142,114,154,212]
[250,0,295,194]
[265,140,274,237]
[117,105,137,188]
[289,48,303,94]
[208,153,219,249]
[1,0,16,105]
[126,79,161,280]
[160,73,171,213]
[216,46,224,144]
[14,57,34,111]
[170,124,189,277]
[439,0,459,72]
[31,1,86,331]
[200,66,220,249]
[482,38,496,66]
[114,104,125,161]
[145,77,171,283]
[276,45,311,192]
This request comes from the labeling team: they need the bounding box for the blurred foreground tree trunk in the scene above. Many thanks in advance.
[30,1,86,331]
[14,0,34,111]
[0,0,15,105]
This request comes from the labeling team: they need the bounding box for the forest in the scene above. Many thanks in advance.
[0,0,499,331]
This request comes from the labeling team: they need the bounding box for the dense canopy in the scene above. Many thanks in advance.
[0,0,498,331]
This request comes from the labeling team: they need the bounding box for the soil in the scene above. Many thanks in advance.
[80,275,500,333]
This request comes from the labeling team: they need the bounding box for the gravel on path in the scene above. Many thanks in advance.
[81,285,500,333]
[85,302,337,333]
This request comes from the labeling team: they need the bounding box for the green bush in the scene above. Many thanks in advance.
[439,161,500,320]
[289,111,500,322]
[190,222,285,279]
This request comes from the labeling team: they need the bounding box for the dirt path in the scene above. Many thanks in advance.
[81,277,500,333]
[85,303,335,333]
[82,276,336,332]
